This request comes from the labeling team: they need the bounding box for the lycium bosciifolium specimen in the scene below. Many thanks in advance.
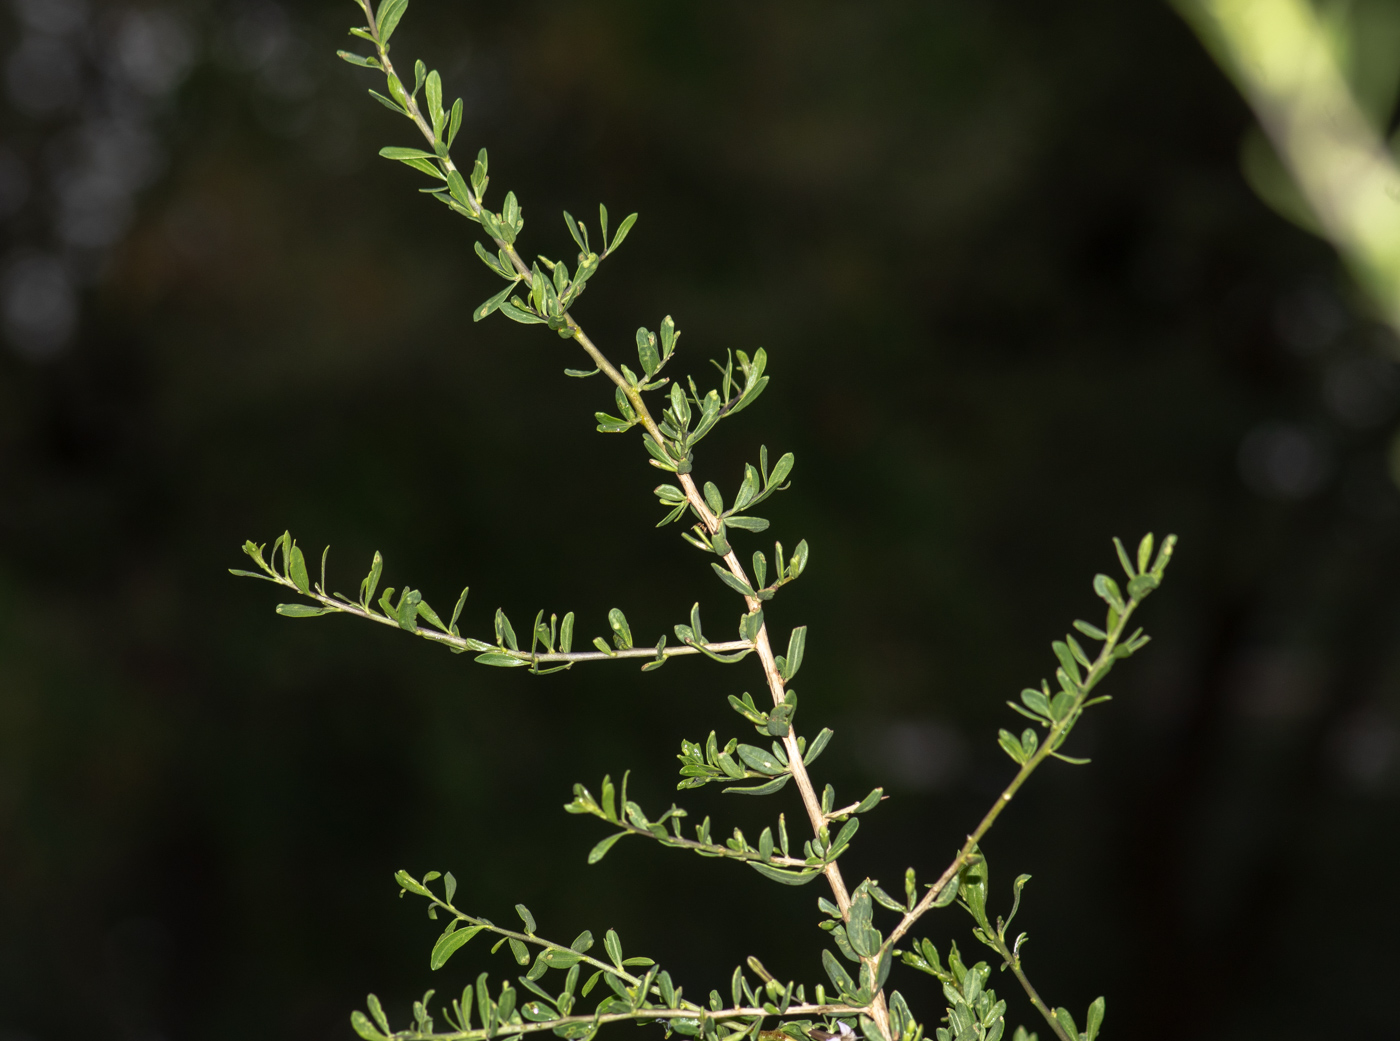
[232,4,1177,1041]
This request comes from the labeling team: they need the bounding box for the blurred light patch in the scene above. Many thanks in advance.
[1238,421,1331,499]
[1323,355,1400,428]
[860,719,969,793]
[2,253,77,359]
[1327,707,1398,792]
[9,0,87,36]
[1273,283,1349,355]
[221,0,292,73]
[1226,647,1322,722]
[115,8,195,97]
[5,34,82,117]
[53,117,163,249]
[1342,453,1400,519]
[0,147,28,218]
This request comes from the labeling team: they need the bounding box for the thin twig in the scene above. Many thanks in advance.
[244,572,751,663]
[881,594,1141,957]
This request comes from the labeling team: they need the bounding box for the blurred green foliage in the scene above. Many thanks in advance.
[1,2,1399,1041]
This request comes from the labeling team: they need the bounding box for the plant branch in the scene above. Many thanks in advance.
[591,818,817,871]
[395,882,872,1039]
[880,570,1164,957]
[355,14,884,1024]
[993,944,1072,1041]
[389,1004,868,1041]
[234,564,752,666]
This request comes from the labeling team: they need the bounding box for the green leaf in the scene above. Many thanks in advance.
[338,50,381,69]
[1053,1009,1078,1040]
[702,481,723,514]
[288,544,311,593]
[829,816,859,856]
[517,904,537,933]
[542,947,584,969]
[608,607,633,649]
[931,876,960,908]
[997,729,1027,764]
[396,588,421,632]
[563,211,587,253]
[367,89,405,114]
[500,298,545,324]
[1052,641,1081,684]
[727,376,769,416]
[788,539,809,578]
[637,327,660,376]
[588,832,628,864]
[604,929,623,969]
[447,168,471,206]
[724,515,769,532]
[1072,619,1107,640]
[1136,533,1155,574]
[276,604,330,617]
[473,240,510,278]
[448,587,469,634]
[821,950,856,995]
[1113,536,1136,579]
[447,98,464,148]
[474,283,516,322]
[228,568,277,582]
[376,0,409,44]
[417,598,447,632]
[710,563,757,598]
[750,861,822,886]
[395,869,430,895]
[607,212,638,253]
[426,70,443,131]
[352,1011,387,1041]
[367,995,390,1035]
[1127,572,1159,599]
[804,728,833,765]
[1021,687,1051,717]
[360,551,384,607]
[1085,997,1105,1041]
[736,744,785,774]
[474,652,526,667]
[380,146,437,161]
[431,925,485,970]
[783,626,807,679]
[495,608,519,650]
[855,787,883,813]
[722,775,791,796]
[595,413,632,433]
[1092,573,1125,609]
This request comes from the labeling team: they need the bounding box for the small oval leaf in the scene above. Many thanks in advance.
[430,925,485,970]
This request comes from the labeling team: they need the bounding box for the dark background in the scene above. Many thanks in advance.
[2,1,1398,1039]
